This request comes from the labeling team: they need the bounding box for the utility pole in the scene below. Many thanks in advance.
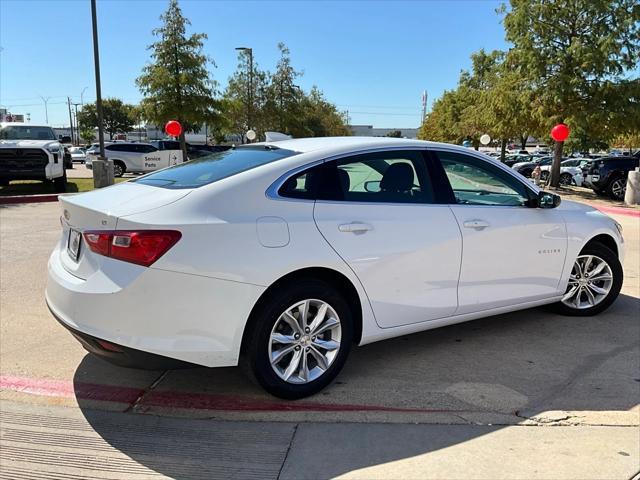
[67,97,74,144]
[72,103,82,145]
[40,96,51,124]
[80,87,88,105]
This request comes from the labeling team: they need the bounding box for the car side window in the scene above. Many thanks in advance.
[435,151,531,207]
[279,150,434,203]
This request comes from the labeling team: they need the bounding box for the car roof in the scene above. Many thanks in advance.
[256,136,472,156]
[0,122,52,128]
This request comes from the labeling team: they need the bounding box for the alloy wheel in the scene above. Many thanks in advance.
[610,178,625,200]
[561,255,613,310]
[268,299,342,384]
[113,163,124,177]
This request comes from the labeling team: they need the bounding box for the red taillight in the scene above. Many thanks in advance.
[83,230,181,267]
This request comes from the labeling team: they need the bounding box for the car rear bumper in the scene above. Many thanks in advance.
[49,303,195,370]
[46,244,265,368]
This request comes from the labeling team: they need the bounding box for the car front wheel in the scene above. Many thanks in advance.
[244,279,353,399]
[552,243,622,316]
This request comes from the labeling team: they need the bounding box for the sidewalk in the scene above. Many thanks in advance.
[1,401,638,480]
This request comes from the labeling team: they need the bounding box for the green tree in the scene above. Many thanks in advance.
[222,49,269,142]
[79,125,95,145]
[297,87,351,137]
[501,0,640,186]
[265,43,305,135]
[136,0,219,158]
[76,98,135,140]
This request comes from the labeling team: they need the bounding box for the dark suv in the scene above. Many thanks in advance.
[582,152,639,200]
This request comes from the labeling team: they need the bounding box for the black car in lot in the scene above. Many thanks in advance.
[582,152,639,200]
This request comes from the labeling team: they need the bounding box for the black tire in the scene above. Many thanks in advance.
[113,161,125,178]
[550,242,623,316]
[607,176,626,201]
[559,172,573,185]
[53,170,67,193]
[243,279,353,399]
[540,170,550,181]
[593,188,607,196]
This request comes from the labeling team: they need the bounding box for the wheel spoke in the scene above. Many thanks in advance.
[582,256,593,275]
[313,338,340,351]
[297,300,310,329]
[313,317,340,336]
[309,346,329,371]
[282,312,303,335]
[299,349,309,382]
[588,283,608,295]
[573,287,583,308]
[282,349,302,381]
[583,286,596,306]
[271,344,296,365]
[590,273,612,282]
[271,333,295,345]
[562,285,579,302]
[307,303,328,334]
[586,261,606,279]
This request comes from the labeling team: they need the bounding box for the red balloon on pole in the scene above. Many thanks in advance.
[165,120,182,137]
[550,123,570,142]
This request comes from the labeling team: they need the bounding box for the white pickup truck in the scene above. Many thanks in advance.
[0,122,67,191]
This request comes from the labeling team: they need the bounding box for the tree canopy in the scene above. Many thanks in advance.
[136,0,220,155]
[77,98,135,140]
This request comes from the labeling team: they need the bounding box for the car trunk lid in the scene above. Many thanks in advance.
[58,181,191,279]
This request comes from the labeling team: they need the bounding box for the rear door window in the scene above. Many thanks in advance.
[135,146,297,189]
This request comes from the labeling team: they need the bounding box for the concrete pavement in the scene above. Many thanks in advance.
[1,201,639,478]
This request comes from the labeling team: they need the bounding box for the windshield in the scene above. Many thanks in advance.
[0,126,57,141]
[134,146,298,189]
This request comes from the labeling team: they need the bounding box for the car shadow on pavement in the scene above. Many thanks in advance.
[74,293,640,479]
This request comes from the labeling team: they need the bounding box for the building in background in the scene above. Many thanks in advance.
[0,108,27,123]
[349,125,419,139]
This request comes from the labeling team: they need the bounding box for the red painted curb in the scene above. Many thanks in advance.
[0,375,459,414]
[590,204,640,218]
[0,194,60,205]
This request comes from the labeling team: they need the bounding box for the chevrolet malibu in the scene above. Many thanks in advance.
[46,137,624,399]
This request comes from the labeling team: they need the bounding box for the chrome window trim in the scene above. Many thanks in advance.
[265,144,539,205]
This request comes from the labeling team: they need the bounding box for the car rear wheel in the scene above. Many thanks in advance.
[551,243,622,316]
[244,279,353,399]
[608,177,626,200]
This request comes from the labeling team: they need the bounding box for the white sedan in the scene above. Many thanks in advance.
[46,137,624,398]
[68,147,87,164]
[539,158,590,186]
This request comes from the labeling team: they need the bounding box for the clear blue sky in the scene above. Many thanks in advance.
[0,0,508,128]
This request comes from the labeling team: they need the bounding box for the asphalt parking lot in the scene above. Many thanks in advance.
[1,201,639,479]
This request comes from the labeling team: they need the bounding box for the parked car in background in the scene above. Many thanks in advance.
[47,137,624,399]
[0,122,67,191]
[68,147,87,164]
[150,140,230,160]
[582,153,640,200]
[86,141,183,177]
[503,153,531,167]
[512,156,554,177]
[539,158,590,186]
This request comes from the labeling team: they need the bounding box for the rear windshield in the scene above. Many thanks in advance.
[134,146,297,189]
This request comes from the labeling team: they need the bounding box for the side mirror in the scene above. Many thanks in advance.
[538,190,561,208]
[364,180,381,193]
[59,135,72,144]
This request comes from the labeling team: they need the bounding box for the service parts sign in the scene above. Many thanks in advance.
[143,149,184,171]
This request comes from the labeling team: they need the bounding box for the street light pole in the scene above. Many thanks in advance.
[91,0,113,187]
[80,86,88,105]
[91,0,105,160]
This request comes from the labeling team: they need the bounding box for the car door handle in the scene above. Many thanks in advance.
[463,220,490,230]
[338,222,373,233]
